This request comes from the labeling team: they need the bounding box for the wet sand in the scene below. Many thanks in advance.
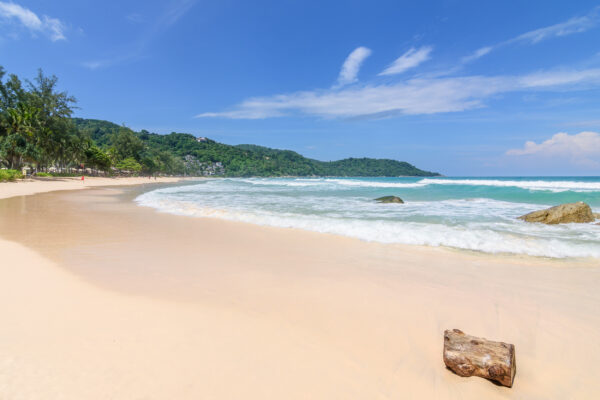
[0,184,599,399]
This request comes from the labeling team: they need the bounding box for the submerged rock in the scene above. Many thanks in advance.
[518,202,594,224]
[375,196,404,204]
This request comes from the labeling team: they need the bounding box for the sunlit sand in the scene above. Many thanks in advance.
[1,182,598,399]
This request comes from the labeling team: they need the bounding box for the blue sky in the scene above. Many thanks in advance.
[1,0,600,175]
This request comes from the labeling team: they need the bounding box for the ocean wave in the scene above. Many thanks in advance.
[236,178,427,189]
[234,177,600,192]
[418,178,600,192]
[135,190,600,259]
[324,179,427,188]
[238,178,329,187]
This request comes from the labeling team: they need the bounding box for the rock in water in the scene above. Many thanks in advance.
[594,212,600,220]
[443,329,516,388]
[518,202,594,224]
[375,196,404,204]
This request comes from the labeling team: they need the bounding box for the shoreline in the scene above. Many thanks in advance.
[0,176,196,200]
[3,176,592,265]
[1,183,599,398]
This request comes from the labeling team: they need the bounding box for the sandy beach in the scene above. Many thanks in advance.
[1,180,599,399]
[0,176,189,200]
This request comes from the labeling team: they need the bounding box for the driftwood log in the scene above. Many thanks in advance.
[443,329,516,387]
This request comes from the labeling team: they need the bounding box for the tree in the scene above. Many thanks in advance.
[0,102,40,169]
[84,145,112,173]
[116,157,142,174]
[0,67,79,171]
[25,69,77,170]
[110,127,144,162]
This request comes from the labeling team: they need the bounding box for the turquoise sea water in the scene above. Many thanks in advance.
[136,177,600,258]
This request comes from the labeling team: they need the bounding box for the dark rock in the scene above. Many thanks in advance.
[375,196,404,204]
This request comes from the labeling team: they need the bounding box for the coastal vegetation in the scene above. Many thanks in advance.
[0,169,23,181]
[1,66,439,178]
[73,119,440,177]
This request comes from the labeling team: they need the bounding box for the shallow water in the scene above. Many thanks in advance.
[135,177,600,258]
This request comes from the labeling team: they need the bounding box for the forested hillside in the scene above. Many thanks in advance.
[73,118,439,177]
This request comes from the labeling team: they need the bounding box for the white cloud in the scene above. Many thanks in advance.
[0,2,66,41]
[42,16,65,41]
[379,46,432,76]
[336,47,372,87]
[518,68,600,88]
[196,67,600,120]
[462,7,600,63]
[506,131,600,167]
[513,8,599,45]
[461,46,492,63]
[199,76,501,119]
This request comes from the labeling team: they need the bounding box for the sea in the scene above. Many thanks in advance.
[135,177,600,259]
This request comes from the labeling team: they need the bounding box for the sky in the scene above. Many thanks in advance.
[1,0,600,176]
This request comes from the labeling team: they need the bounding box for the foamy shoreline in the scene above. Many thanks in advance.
[1,182,599,399]
[135,177,600,259]
[0,176,195,200]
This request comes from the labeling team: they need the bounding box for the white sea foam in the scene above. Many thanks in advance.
[236,177,600,192]
[136,179,600,259]
[324,179,427,188]
[419,178,600,192]
[239,178,329,187]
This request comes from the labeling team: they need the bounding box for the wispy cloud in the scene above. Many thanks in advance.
[84,0,196,70]
[518,68,600,88]
[461,46,492,63]
[379,46,432,76]
[196,66,600,120]
[513,8,600,45]
[507,131,600,167]
[0,1,66,41]
[463,6,600,63]
[336,46,372,87]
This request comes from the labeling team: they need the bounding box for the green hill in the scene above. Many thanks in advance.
[72,118,439,177]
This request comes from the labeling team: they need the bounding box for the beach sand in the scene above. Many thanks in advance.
[0,176,188,200]
[0,182,599,399]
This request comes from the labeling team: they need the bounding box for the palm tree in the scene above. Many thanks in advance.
[0,102,40,169]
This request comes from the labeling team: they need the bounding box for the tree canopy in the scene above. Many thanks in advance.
[72,118,439,177]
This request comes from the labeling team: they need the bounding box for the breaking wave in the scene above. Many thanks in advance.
[136,177,600,259]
